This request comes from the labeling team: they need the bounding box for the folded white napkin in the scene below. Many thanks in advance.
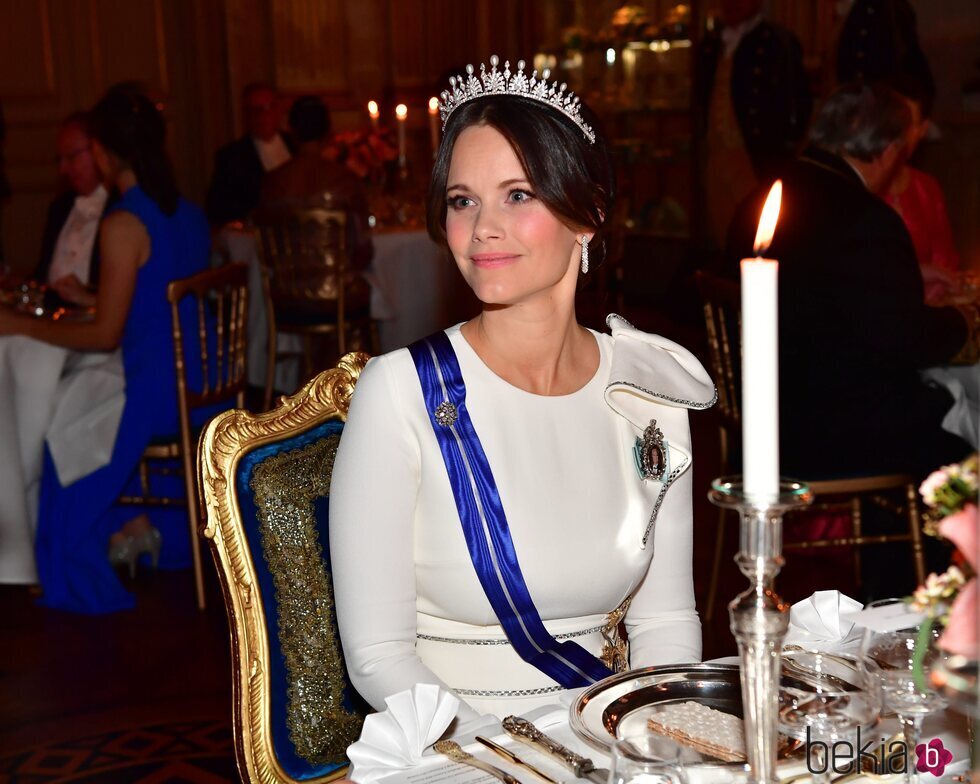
[784,590,864,651]
[347,684,460,784]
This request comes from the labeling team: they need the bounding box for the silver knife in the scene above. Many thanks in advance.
[434,739,523,784]
[502,716,609,784]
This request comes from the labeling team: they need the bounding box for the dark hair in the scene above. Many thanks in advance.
[89,87,179,215]
[808,82,912,163]
[289,95,331,142]
[426,95,615,268]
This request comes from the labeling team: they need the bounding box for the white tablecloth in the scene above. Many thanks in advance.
[370,230,474,354]
[0,335,124,584]
[218,227,474,397]
[924,362,980,448]
[366,701,972,784]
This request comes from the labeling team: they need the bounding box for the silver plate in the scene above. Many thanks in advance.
[570,663,803,767]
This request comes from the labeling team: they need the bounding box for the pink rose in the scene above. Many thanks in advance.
[937,505,978,658]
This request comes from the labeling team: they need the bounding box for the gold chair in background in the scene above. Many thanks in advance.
[118,262,249,610]
[198,352,369,784]
[694,270,926,620]
[253,207,376,410]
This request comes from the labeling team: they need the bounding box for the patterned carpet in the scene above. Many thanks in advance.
[0,719,237,783]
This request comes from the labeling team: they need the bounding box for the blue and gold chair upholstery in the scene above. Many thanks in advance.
[198,352,369,783]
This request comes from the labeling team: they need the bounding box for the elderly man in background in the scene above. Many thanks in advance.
[206,82,294,227]
[727,82,972,482]
[698,0,811,248]
[34,113,113,307]
[260,95,373,271]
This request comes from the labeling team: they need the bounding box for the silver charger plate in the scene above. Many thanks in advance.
[570,663,802,767]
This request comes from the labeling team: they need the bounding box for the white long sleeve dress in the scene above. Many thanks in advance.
[329,315,716,722]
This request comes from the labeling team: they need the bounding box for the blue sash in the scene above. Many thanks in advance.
[408,331,614,689]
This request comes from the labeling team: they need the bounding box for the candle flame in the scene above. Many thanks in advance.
[395,103,408,120]
[752,179,782,256]
[367,100,379,118]
[428,97,439,114]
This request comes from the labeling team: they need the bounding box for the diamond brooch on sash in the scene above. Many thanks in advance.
[434,401,458,427]
[634,420,667,481]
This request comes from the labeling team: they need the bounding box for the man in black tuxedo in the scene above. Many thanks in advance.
[206,82,294,226]
[837,0,935,111]
[726,82,971,481]
[698,0,812,247]
[35,113,115,306]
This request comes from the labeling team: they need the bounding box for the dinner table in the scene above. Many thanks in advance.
[216,220,474,398]
[0,288,124,584]
[350,678,972,784]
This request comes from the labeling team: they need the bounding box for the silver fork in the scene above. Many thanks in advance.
[434,739,523,784]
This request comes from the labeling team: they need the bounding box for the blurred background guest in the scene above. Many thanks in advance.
[698,0,811,248]
[883,76,961,303]
[206,82,293,227]
[0,87,213,614]
[836,0,934,105]
[33,113,117,307]
[260,94,373,271]
[727,82,971,482]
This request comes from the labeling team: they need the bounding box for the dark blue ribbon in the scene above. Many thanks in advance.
[408,331,614,689]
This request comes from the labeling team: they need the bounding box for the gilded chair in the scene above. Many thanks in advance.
[198,352,370,784]
[694,270,927,619]
[253,207,377,410]
[118,262,249,610]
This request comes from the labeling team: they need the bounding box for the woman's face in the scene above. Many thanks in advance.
[444,124,585,308]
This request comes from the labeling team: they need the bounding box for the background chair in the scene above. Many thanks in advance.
[198,352,369,784]
[694,270,926,619]
[118,262,249,610]
[253,207,377,410]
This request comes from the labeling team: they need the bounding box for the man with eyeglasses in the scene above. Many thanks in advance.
[206,82,294,227]
[34,112,115,306]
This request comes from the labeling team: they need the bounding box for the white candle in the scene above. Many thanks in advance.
[395,103,408,166]
[367,100,380,130]
[741,180,783,501]
[428,97,440,158]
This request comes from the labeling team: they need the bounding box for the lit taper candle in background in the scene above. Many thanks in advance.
[367,100,380,130]
[395,103,408,167]
[741,180,782,501]
[428,97,440,158]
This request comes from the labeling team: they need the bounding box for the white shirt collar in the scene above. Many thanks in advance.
[842,157,869,189]
[75,183,109,219]
[253,133,291,172]
[721,12,763,57]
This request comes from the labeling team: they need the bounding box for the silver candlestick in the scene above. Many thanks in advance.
[709,478,812,784]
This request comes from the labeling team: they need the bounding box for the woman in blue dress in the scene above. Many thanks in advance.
[0,88,211,613]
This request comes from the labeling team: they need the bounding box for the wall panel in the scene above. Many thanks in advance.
[0,0,55,97]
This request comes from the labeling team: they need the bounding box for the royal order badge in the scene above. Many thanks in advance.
[633,420,668,481]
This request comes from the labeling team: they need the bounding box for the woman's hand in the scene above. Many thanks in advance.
[51,274,97,308]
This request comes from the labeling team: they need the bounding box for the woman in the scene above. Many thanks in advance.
[329,58,715,722]
[0,88,211,613]
[884,79,961,303]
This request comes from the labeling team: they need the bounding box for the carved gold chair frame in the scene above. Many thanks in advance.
[198,352,369,784]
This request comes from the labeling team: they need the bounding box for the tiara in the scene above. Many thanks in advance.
[439,55,596,144]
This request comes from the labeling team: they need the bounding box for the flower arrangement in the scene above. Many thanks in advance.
[909,454,978,660]
[323,127,398,184]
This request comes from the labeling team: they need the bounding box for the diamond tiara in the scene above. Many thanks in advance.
[438,55,596,144]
